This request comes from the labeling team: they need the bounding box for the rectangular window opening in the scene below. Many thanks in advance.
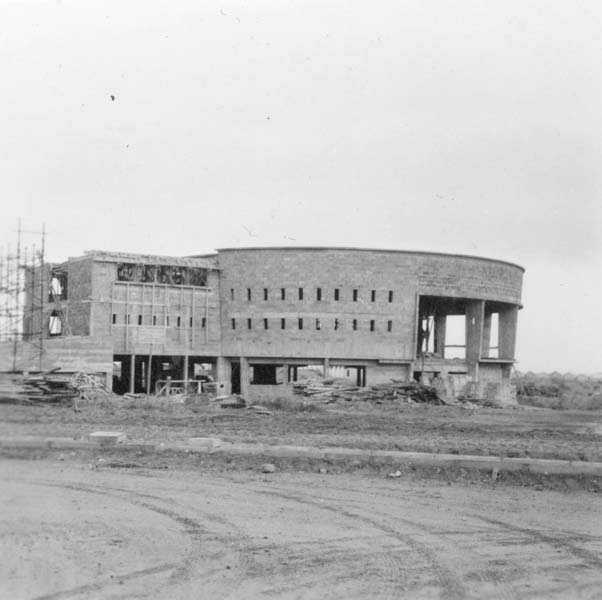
[153,315,157,326]
[298,287,304,300]
[231,318,236,330]
[177,316,181,327]
[388,290,394,303]
[334,289,340,301]
[316,318,321,330]
[138,314,142,326]
[353,289,358,302]
[264,318,269,330]
[316,288,322,301]
[281,288,286,300]
[189,317,193,327]
[247,288,252,301]
[230,288,234,300]
[352,319,357,331]
[281,318,286,329]
[371,290,376,302]
[202,317,206,329]
[248,318,252,329]
[112,314,117,325]
[334,318,340,331]
[264,288,268,301]
[387,320,392,332]
[298,318,304,330]
[370,319,375,332]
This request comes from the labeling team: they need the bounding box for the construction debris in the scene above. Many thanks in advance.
[292,380,447,405]
[219,395,247,409]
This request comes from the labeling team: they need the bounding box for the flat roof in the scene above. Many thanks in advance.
[80,250,219,269]
[213,246,525,272]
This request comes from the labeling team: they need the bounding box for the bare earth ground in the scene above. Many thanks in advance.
[2,457,601,600]
[1,401,602,461]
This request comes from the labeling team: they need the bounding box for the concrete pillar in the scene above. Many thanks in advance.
[182,355,189,389]
[434,314,447,357]
[499,305,518,360]
[481,312,492,358]
[240,356,251,399]
[465,300,485,379]
[324,357,330,380]
[216,356,232,395]
[129,354,136,394]
[283,363,290,384]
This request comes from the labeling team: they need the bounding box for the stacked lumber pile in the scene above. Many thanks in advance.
[292,379,446,405]
[0,370,79,404]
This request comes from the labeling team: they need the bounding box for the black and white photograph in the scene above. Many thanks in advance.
[1,1,601,598]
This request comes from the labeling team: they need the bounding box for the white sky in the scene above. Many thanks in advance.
[1,0,601,373]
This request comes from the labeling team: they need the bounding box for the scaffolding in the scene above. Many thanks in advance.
[0,220,54,372]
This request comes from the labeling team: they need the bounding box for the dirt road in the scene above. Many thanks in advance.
[2,459,601,599]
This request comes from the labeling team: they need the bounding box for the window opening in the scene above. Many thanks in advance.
[334,289,340,301]
[264,288,268,301]
[202,317,206,328]
[281,288,286,300]
[231,318,236,330]
[316,318,321,330]
[230,288,234,300]
[371,290,376,302]
[387,320,392,332]
[298,318,304,330]
[370,319,375,332]
[112,314,117,325]
[298,287,304,300]
[189,317,193,327]
[248,318,252,329]
[247,288,252,301]
[352,319,357,331]
[316,288,322,301]
[48,311,62,336]
[153,315,157,326]
[281,318,286,329]
[138,315,143,326]
[264,318,269,330]
[334,318,340,331]
[353,289,358,302]
[388,291,394,303]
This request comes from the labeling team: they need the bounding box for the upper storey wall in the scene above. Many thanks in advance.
[216,248,523,360]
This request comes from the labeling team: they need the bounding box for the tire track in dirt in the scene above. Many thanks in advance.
[475,516,602,569]
[27,478,257,599]
[250,486,468,599]
[31,563,179,600]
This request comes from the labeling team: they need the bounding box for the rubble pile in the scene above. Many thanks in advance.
[292,380,446,405]
[0,370,79,404]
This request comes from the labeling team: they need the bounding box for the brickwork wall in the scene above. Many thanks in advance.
[217,248,523,362]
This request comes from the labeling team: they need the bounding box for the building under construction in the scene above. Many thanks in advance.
[0,247,524,404]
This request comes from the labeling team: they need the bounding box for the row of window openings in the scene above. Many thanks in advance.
[232,288,394,303]
[232,317,393,332]
[112,314,206,328]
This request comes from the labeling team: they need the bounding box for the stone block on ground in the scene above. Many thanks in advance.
[89,431,126,445]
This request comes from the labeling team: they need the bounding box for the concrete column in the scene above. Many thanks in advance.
[283,363,290,384]
[182,355,189,391]
[434,315,447,357]
[499,305,518,360]
[465,300,485,379]
[129,354,136,394]
[323,357,330,380]
[240,356,251,399]
[216,356,232,395]
[481,312,492,358]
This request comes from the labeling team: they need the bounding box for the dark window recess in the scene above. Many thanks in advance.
[281,318,286,329]
[247,288,252,301]
[352,319,357,331]
[230,288,234,300]
[166,316,170,326]
[334,289,340,301]
[138,315,143,326]
[117,263,207,286]
[334,318,340,331]
[264,318,269,330]
[231,318,236,330]
[112,314,117,325]
[316,318,321,330]
[370,320,375,332]
[371,290,376,302]
[281,288,286,300]
[189,317,193,327]
[299,287,304,300]
[387,320,393,332]
[248,318,252,329]
[251,364,280,385]
[202,317,206,328]
[388,290,394,303]
[316,287,322,301]
[48,311,62,336]
[353,289,358,302]
[264,288,268,301]
[177,316,182,327]
[126,314,130,324]
[153,315,157,326]
[298,318,304,330]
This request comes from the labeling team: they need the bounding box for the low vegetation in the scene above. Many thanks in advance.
[514,372,602,410]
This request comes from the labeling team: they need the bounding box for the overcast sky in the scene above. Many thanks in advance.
[1,0,600,373]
